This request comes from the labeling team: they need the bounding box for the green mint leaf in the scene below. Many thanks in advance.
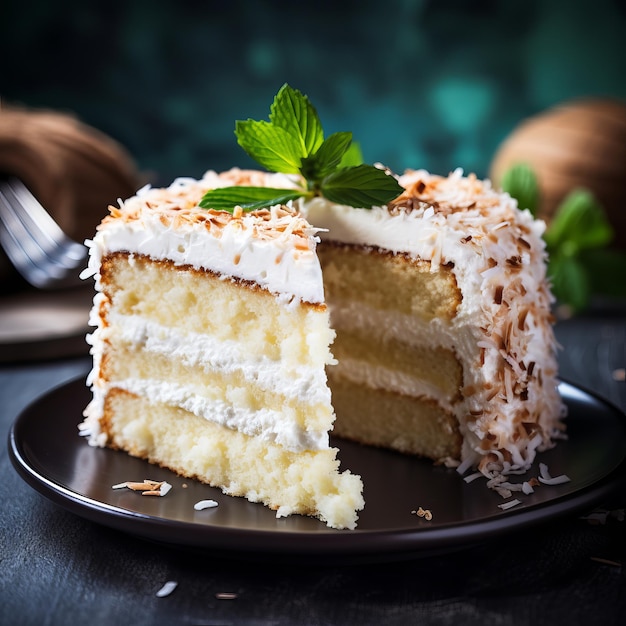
[301,132,353,181]
[578,248,626,298]
[320,164,403,208]
[548,253,590,312]
[339,141,364,167]
[544,189,613,252]
[199,186,304,212]
[219,84,398,212]
[235,120,303,174]
[500,163,540,216]
[269,84,324,157]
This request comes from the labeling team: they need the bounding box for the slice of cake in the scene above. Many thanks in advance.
[80,169,365,530]
[300,167,566,477]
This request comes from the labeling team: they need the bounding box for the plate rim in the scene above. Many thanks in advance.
[8,376,626,559]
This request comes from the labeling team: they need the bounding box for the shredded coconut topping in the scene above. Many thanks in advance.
[102,169,315,250]
[301,167,566,479]
[86,169,326,305]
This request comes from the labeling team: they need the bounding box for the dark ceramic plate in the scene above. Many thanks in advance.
[8,377,626,560]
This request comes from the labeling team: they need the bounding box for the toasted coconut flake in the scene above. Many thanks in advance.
[411,506,433,521]
[216,592,238,600]
[538,462,570,485]
[498,499,522,510]
[194,499,219,511]
[156,581,178,598]
[590,557,622,568]
[612,368,625,382]
[463,472,484,484]
[538,474,571,486]
[112,479,172,496]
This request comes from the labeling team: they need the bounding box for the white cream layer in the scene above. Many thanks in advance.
[109,378,329,452]
[106,313,333,405]
[332,357,455,413]
[82,312,333,452]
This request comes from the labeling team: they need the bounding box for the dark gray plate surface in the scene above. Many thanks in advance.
[8,377,626,560]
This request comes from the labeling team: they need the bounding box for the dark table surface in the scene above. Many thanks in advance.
[1,302,625,626]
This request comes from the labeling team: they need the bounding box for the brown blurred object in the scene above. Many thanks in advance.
[0,103,142,283]
[490,99,626,250]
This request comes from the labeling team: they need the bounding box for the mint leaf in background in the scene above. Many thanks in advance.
[301,132,353,181]
[235,120,303,174]
[500,162,539,216]
[500,161,626,313]
[199,186,304,212]
[321,164,403,208]
[269,84,324,156]
[543,189,614,252]
[548,254,591,313]
[578,248,626,298]
[339,141,364,167]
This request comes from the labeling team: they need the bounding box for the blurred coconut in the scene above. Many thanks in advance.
[0,104,143,285]
[490,99,626,250]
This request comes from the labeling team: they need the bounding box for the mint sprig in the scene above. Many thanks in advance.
[199,84,402,212]
[501,163,626,312]
[500,163,540,217]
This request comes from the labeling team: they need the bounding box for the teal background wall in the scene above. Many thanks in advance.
[2,0,626,185]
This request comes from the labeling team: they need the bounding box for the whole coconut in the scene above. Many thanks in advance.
[490,99,626,250]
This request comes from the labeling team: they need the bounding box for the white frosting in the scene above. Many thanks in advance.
[82,170,325,305]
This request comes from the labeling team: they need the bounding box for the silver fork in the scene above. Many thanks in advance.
[0,178,88,289]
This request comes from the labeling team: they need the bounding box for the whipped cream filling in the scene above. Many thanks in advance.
[329,298,479,353]
[81,310,333,452]
[107,313,332,405]
[332,357,455,413]
[109,378,329,452]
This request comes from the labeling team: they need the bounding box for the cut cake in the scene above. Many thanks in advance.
[302,167,566,475]
[80,166,565,529]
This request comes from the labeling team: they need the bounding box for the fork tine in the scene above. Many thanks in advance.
[0,212,57,288]
[2,179,86,269]
[0,178,87,289]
